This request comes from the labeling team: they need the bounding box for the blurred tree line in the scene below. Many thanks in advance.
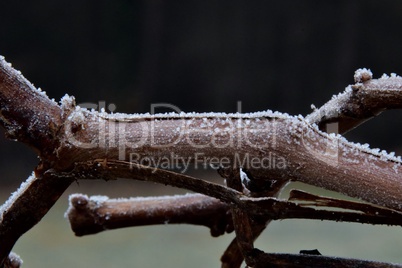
[1,0,402,184]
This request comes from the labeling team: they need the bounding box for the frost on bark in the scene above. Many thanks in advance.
[1,57,402,267]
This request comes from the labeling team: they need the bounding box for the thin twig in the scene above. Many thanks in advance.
[250,250,402,268]
[222,168,255,265]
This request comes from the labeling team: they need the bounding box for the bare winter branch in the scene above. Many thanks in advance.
[64,163,402,234]
[306,69,402,134]
[0,172,73,266]
[249,250,402,268]
[2,253,22,268]
[0,56,62,158]
[2,55,402,266]
[0,57,75,265]
[66,193,232,237]
[51,97,402,212]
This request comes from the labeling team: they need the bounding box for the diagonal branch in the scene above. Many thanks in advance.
[53,159,245,207]
[289,189,401,218]
[0,57,75,266]
[0,172,73,266]
[306,68,402,134]
[0,56,63,158]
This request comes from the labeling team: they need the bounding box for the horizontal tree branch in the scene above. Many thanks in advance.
[66,193,232,237]
[64,162,402,234]
[2,55,402,267]
[53,93,402,213]
[249,250,402,268]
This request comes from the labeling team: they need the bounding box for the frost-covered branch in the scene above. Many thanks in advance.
[0,56,63,157]
[64,166,402,234]
[0,57,75,266]
[2,54,402,267]
[248,250,402,268]
[0,172,73,266]
[307,68,402,134]
[55,107,402,212]
[56,160,244,206]
[66,193,232,237]
[2,253,22,268]
[60,159,402,223]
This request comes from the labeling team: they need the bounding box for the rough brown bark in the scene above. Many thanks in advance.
[1,56,402,267]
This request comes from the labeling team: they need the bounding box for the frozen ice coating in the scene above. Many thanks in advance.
[365,72,402,90]
[67,106,86,126]
[7,252,23,266]
[98,109,293,121]
[68,193,206,206]
[301,113,402,165]
[1,56,58,106]
[240,169,250,184]
[65,193,210,217]
[381,73,402,79]
[354,68,373,83]
[92,96,402,168]
[89,195,109,203]
[60,94,76,110]
[0,173,37,222]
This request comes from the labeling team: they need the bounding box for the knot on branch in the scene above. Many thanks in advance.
[354,68,373,83]
[2,253,22,268]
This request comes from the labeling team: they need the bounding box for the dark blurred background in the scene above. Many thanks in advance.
[1,1,402,267]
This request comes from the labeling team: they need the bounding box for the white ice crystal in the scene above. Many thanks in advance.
[354,68,373,83]
[0,173,37,221]
[67,106,86,127]
[60,94,76,110]
[98,109,294,123]
[8,252,23,266]
[240,168,250,184]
